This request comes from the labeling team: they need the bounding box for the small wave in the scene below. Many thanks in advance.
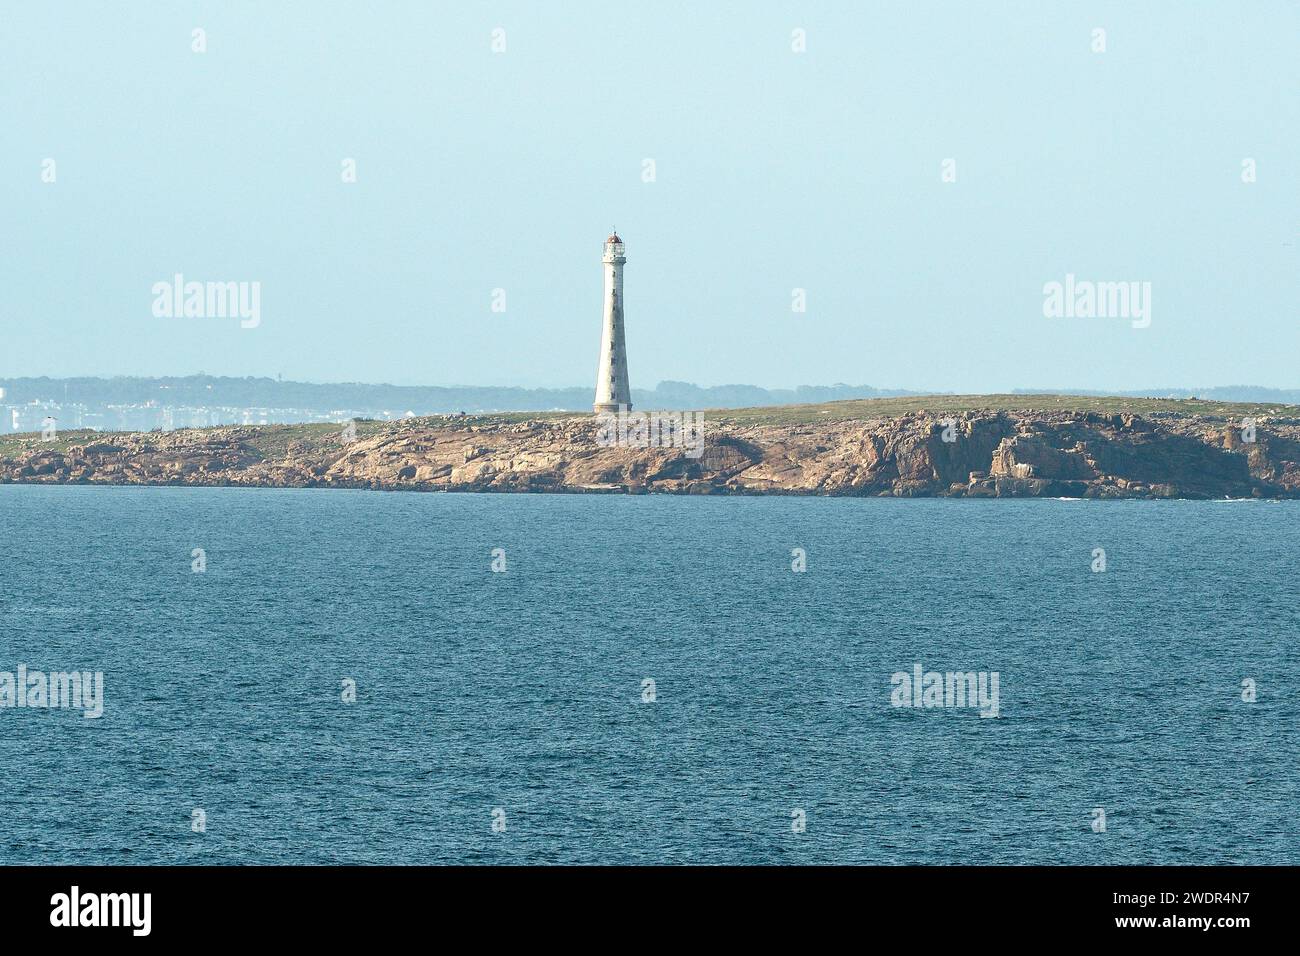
[1,606,85,615]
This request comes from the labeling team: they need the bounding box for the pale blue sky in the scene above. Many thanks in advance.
[2,2,1296,391]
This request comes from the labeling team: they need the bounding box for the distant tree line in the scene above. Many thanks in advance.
[0,376,922,413]
[6,376,1294,413]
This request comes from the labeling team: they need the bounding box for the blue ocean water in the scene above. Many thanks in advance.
[0,484,1295,865]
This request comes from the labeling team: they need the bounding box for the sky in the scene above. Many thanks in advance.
[2,1,1297,392]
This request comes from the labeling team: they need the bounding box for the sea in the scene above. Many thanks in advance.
[0,484,1296,864]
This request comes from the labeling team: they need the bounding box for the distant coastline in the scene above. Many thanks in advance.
[0,375,928,433]
[6,375,1300,435]
[4,395,1299,500]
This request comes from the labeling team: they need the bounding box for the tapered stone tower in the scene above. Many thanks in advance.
[593,231,632,413]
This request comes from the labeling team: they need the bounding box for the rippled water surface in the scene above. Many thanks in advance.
[1,485,1296,864]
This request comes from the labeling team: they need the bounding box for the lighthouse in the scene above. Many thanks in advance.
[593,231,632,413]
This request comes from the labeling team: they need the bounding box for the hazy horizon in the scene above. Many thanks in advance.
[7,371,1300,401]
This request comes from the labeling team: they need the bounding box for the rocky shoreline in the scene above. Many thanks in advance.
[3,407,1300,499]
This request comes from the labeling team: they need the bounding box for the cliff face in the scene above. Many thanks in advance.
[3,410,1300,498]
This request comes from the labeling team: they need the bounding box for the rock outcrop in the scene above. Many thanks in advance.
[3,408,1300,498]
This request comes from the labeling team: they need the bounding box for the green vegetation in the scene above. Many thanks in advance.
[3,395,1298,459]
[449,394,1300,426]
[238,421,369,459]
[707,393,1300,425]
[0,428,104,457]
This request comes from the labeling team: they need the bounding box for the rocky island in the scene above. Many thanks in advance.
[3,395,1299,499]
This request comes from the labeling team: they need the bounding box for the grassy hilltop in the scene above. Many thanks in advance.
[3,393,1299,457]
[709,393,1300,425]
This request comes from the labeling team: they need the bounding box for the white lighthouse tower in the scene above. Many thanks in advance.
[593,231,632,413]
